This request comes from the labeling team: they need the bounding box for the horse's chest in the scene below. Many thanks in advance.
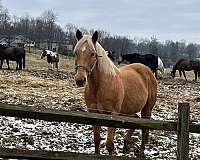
[47,56,55,62]
[85,85,120,112]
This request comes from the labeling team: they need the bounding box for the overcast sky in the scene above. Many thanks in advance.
[2,0,200,43]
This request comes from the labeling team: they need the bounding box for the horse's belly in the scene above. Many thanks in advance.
[121,93,148,115]
[120,65,150,115]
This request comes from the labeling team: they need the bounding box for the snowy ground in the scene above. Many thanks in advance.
[0,63,200,159]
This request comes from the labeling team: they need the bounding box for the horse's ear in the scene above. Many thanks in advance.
[76,29,83,41]
[92,31,98,44]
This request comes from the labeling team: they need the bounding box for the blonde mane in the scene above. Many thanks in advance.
[74,35,119,76]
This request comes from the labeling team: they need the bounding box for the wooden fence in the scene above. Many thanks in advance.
[0,102,199,159]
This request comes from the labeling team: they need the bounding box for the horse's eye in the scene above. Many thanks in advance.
[91,52,95,57]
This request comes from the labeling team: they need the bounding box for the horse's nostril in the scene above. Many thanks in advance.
[76,78,86,87]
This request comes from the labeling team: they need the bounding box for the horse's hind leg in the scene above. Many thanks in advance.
[183,71,187,81]
[18,59,22,70]
[93,125,101,154]
[194,70,198,81]
[52,62,55,70]
[140,87,156,151]
[6,59,10,70]
[141,108,152,151]
[123,114,140,153]
[16,60,19,70]
[0,60,3,69]
[56,62,58,71]
[106,127,116,155]
[123,129,134,153]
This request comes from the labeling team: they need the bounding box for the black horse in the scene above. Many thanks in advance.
[118,53,158,78]
[106,51,115,61]
[0,44,26,70]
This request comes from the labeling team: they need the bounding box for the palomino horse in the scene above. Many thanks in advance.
[41,49,59,71]
[0,44,26,70]
[171,58,200,81]
[74,30,157,155]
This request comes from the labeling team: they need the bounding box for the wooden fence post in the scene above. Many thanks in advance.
[177,103,190,160]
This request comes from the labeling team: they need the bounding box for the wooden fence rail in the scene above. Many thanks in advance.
[0,147,131,160]
[0,102,198,159]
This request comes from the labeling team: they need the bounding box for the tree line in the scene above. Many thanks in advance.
[1,1,200,67]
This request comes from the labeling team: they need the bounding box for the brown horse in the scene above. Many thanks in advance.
[41,49,59,71]
[74,30,157,155]
[171,58,200,81]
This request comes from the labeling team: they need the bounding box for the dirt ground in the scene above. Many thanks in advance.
[0,51,200,159]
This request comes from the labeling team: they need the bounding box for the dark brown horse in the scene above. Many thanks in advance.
[0,44,26,70]
[171,58,200,81]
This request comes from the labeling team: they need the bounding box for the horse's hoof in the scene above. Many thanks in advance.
[108,150,117,156]
[134,145,145,158]
[140,145,145,152]
[123,144,130,154]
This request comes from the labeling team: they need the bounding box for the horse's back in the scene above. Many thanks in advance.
[143,54,158,69]
[0,47,24,62]
[190,59,200,70]
[119,63,157,114]
[124,53,158,71]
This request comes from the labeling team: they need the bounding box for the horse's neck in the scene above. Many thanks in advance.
[172,66,177,73]
[88,62,118,91]
[87,42,119,88]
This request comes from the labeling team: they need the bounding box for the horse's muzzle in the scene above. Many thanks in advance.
[75,77,86,87]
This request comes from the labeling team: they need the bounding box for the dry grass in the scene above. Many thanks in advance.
[0,49,85,111]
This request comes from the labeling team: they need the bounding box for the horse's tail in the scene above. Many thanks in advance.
[23,49,26,69]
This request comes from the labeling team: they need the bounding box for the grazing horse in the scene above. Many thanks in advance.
[171,58,200,81]
[74,30,157,155]
[118,53,158,78]
[41,49,59,71]
[0,44,26,70]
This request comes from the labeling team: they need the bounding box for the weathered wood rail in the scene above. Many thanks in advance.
[0,102,198,159]
[0,147,131,160]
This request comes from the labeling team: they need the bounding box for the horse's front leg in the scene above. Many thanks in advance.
[51,63,54,70]
[183,71,187,81]
[48,63,52,70]
[6,59,10,70]
[0,59,3,69]
[52,62,55,70]
[194,70,198,81]
[106,127,116,155]
[179,70,182,78]
[93,125,101,154]
[16,60,19,70]
[56,62,58,71]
